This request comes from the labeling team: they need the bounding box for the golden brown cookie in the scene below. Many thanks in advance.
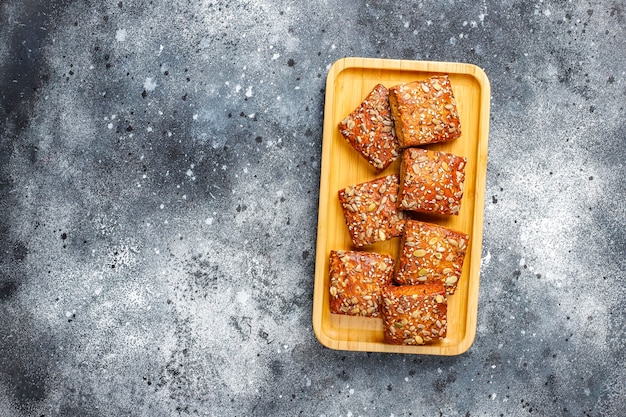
[398,148,467,215]
[382,283,448,345]
[394,220,469,295]
[328,250,395,317]
[338,84,400,170]
[338,175,406,247]
[389,75,461,147]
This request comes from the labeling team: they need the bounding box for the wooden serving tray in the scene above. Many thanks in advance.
[313,57,491,355]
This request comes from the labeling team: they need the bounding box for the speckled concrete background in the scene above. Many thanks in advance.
[1,1,625,416]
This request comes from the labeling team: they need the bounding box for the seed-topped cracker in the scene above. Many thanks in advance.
[338,174,406,248]
[382,283,448,345]
[328,250,395,317]
[389,74,461,148]
[338,84,400,170]
[398,148,466,215]
[394,219,469,294]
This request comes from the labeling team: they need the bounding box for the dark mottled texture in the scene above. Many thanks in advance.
[1,0,626,416]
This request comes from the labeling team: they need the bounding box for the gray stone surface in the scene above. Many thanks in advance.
[1,1,625,416]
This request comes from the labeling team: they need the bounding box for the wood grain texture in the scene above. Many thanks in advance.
[313,57,491,355]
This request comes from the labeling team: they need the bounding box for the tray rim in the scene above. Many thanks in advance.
[313,57,491,355]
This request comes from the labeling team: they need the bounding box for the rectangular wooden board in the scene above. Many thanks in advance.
[313,57,491,355]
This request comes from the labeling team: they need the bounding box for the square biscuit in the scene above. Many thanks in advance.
[338,84,400,170]
[398,148,466,215]
[389,75,461,147]
[328,250,395,317]
[338,174,406,248]
[382,283,448,345]
[394,220,469,295]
